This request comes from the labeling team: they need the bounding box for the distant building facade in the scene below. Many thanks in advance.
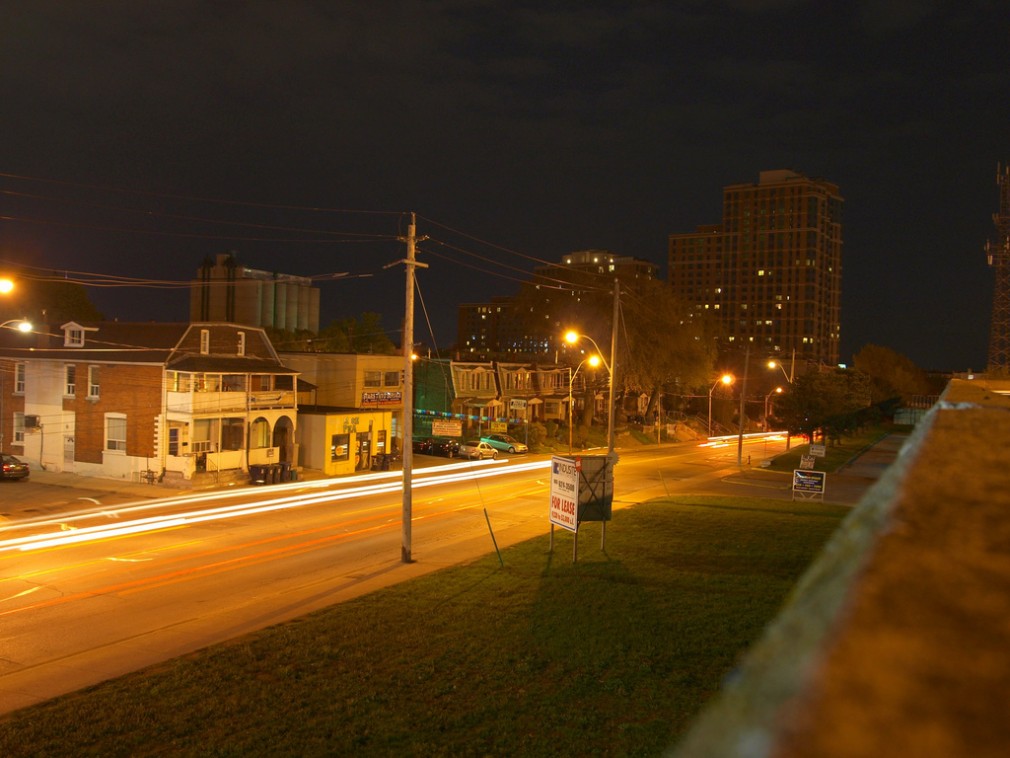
[190,252,320,333]
[456,250,657,359]
[668,170,843,365]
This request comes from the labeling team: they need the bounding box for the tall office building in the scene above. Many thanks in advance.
[668,170,843,365]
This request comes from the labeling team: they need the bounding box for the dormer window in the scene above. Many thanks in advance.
[200,329,210,355]
[66,327,84,346]
[61,322,97,347]
[237,331,246,356]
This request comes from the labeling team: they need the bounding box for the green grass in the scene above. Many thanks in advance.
[766,426,892,473]
[0,496,847,757]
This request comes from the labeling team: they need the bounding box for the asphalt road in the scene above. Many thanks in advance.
[0,435,894,715]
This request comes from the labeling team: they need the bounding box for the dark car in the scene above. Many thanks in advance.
[0,454,29,480]
[430,438,460,458]
[412,437,434,455]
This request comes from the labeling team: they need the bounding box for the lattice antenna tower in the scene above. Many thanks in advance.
[985,163,1010,371]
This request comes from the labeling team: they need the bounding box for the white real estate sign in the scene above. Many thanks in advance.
[549,456,580,532]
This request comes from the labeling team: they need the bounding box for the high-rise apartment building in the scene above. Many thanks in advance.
[456,251,656,358]
[668,170,843,365]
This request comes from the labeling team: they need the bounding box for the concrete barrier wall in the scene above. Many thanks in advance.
[670,379,1010,757]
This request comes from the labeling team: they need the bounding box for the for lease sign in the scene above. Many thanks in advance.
[549,456,580,532]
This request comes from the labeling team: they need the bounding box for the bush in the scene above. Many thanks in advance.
[545,420,558,439]
[526,422,548,448]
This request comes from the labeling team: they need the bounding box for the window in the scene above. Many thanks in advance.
[222,374,246,392]
[237,331,246,356]
[13,412,24,443]
[384,371,400,387]
[105,414,127,452]
[364,371,382,388]
[65,327,84,347]
[65,365,76,397]
[168,427,180,456]
[200,329,210,354]
[14,362,25,394]
[88,366,100,398]
[330,433,350,462]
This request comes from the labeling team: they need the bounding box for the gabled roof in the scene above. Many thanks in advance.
[0,321,293,374]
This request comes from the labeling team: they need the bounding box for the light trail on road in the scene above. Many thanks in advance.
[1,458,551,554]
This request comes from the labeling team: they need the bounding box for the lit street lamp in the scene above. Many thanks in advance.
[708,374,734,438]
[0,319,33,333]
[568,354,601,454]
[563,330,615,454]
[764,386,784,429]
[768,359,793,384]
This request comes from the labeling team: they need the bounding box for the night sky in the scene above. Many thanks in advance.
[1,1,1007,371]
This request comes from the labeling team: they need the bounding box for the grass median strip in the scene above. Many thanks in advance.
[0,496,847,757]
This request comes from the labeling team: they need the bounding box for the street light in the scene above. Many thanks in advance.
[0,278,14,295]
[568,354,601,454]
[563,330,615,453]
[0,319,33,333]
[708,373,734,438]
[0,319,33,453]
[768,360,793,384]
[764,386,783,429]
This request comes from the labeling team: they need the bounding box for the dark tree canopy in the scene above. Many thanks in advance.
[853,344,933,403]
[771,369,873,442]
[0,278,103,325]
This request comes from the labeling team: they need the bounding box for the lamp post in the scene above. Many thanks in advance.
[767,359,793,384]
[708,374,734,438]
[0,319,33,453]
[767,360,796,449]
[568,355,601,454]
[563,330,614,454]
[764,386,783,429]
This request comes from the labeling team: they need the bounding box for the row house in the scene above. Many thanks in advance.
[0,321,298,485]
[449,360,605,435]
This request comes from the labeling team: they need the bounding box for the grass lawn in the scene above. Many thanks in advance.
[766,425,897,473]
[0,496,847,757]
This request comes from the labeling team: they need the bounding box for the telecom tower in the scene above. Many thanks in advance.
[985,164,1010,372]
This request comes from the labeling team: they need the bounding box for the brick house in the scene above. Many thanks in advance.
[0,321,298,485]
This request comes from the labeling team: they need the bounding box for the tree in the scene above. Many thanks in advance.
[620,279,716,420]
[514,270,716,426]
[771,369,872,443]
[853,344,933,403]
[309,313,397,354]
[0,278,103,324]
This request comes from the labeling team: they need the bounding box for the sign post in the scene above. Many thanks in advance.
[549,455,613,562]
[792,469,827,501]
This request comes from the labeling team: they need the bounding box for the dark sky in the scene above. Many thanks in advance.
[1,1,1007,371]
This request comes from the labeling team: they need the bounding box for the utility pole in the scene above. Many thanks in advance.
[737,344,750,466]
[396,212,427,563]
[607,278,619,455]
[986,163,1010,371]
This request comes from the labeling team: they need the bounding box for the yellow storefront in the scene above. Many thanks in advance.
[297,407,394,477]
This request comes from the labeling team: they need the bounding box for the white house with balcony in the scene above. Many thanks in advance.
[0,320,299,486]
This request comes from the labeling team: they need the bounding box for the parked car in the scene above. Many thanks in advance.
[481,433,528,454]
[458,439,498,460]
[430,438,460,458]
[0,454,30,480]
[412,437,434,455]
